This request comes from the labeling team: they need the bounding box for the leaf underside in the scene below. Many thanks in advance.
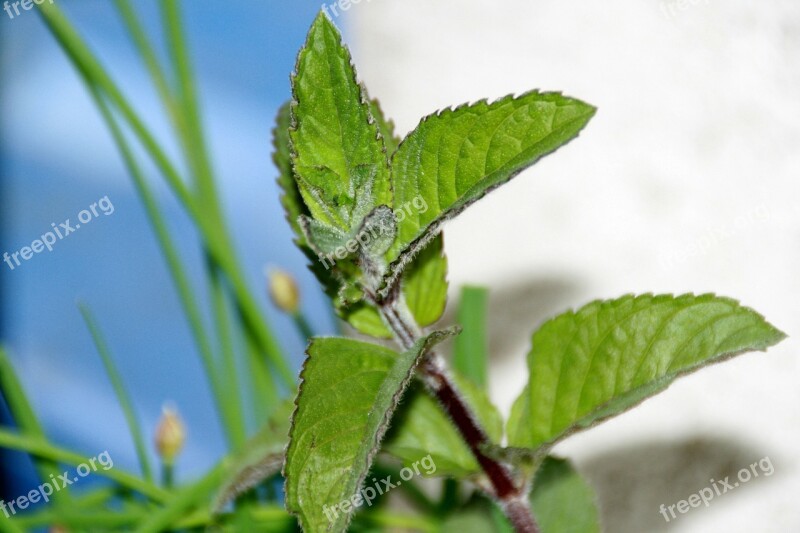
[507,293,786,451]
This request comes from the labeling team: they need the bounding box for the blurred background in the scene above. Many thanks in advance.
[2,1,799,532]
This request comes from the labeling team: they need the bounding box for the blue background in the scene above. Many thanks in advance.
[0,0,349,500]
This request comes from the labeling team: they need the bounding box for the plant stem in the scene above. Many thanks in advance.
[375,295,540,533]
[292,312,314,340]
[162,462,175,489]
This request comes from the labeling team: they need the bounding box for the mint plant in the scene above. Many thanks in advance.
[279,13,786,533]
[0,3,786,531]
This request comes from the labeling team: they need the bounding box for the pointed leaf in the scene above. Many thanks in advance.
[290,13,390,231]
[507,293,786,450]
[285,329,456,532]
[382,92,595,295]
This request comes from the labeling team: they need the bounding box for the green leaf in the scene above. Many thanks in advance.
[78,303,153,482]
[382,92,595,295]
[290,12,390,232]
[367,97,449,328]
[367,98,400,153]
[285,329,456,532]
[530,456,601,533]
[403,234,448,328]
[507,293,786,450]
[274,101,308,245]
[213,400,295,512]
[277,58,448,338]
[383,373,502,478]
[454,285,489,388]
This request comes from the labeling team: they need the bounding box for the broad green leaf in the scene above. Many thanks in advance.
[454,285,490,388]
[213,400,295,512]
[290,12,390,232]
[381,92,595,295]
[508,293,786,450]
[285,330,455,532]
[530,456,601,533]
[383,373,502,478]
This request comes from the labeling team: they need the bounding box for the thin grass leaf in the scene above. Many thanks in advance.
[77,303,154,482]
[208,263,248,448]
[133,460,229,533]
[0,347,69,503]
[0,428,168,503]
[37,2,294,387]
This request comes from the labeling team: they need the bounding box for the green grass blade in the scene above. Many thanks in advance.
[208,262,248,447]
[134,460,228,533]
[0,429,168,503]
[77,303,154,482]
[0,347,69,503]
[112,0,177,120]
[37,1,195,214]
[161,0,291,401]
[84,84,237,447]
[453,285,490,389]
[38,2,294,387]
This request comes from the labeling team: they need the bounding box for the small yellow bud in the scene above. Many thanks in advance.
[267,268,300,314]
[155,405,185,464]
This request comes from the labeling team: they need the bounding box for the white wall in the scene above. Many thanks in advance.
[349,1,800,531]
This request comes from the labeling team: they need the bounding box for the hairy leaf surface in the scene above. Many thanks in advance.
[507,294,786,450]
[285,330,455,531]
[382,91,595,294]
[290,13,390,231]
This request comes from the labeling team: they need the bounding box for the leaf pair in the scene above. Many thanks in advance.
[277,12,595,334]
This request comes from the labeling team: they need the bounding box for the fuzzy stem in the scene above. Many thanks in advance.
[375,295,539,533]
